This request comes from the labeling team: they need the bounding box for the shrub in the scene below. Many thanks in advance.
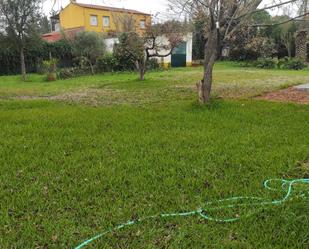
[278,57,307,70]
[254,57,277,69]
[0,39,73,76]
[59,68,75,80]
[42,58,58,81]
[113,44,136,71]
[229,28,277,61]
[71,31,106,75]
[147,58,161,70]
[58,67,92,80]
[96,53,118,72]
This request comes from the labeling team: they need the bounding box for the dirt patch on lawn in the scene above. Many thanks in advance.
[48,88,146,106]
[256,87,309,104]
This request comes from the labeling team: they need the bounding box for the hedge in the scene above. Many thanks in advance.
[0,40,73,76]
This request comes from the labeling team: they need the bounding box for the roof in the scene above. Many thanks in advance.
[74,3,151,16]
[42,27,85,42]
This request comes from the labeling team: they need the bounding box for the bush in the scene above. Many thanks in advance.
[278,57,307,70]
[59,66,91,80]
[42,58,58,81]
[229,29,276,61]
[0,39,73,76]
[113,44,137,71]
[250,57,307,70]
[96,53,119,72]
[254,57,277,69]
[72,31,106,74]
[59,68,75,80]
[147,58,161,70]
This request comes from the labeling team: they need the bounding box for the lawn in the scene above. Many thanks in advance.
[1,62,309,104]
[0,63,309,248]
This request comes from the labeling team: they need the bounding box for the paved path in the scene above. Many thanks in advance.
[294,83,309,91]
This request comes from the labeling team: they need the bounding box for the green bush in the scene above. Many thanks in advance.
[42,58,58,81]
[96,53,161,73]
[113,44,137,71]
[147,58,161,70]
[254,57,277,69]
[96,53,119,72]
[0,39,73,76]
[59,68,75,80]
[278,57,307,70]
[251,57,307,70]
[58,67,91,80]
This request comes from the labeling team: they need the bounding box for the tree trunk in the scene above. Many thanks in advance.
[295,31,307,61]
[283,40,292,58]
[287,46,292,58]
[197,30,218,104]
[89,61,95,75]
[20,46,26,81]
[136,60,146,81]
[139,67,145,81]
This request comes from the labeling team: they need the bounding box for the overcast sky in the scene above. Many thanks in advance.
[44,0,293,19]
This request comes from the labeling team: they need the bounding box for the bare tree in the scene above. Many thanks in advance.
[0,0,42,81]
[112,12,137,33]
[169,0,305,104]
[115,21,187,80]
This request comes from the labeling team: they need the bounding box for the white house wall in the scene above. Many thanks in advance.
[104,32,193,67]
[186,33,193,66]
[105,38,118,53]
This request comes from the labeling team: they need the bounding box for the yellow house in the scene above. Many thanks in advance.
[51,2,151,35]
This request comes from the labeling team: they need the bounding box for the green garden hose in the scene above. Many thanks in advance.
[75,178,309,249]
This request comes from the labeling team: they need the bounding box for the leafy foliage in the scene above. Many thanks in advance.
[251,57,307,70]
[71,31,106,74]
[113,44,136,71]
[229,26,276,60]
[38,15,51,35]
[115,20,186,80]
[42,58,58,81]
[270,16,298,58]
[278,57,307,70]
[58,67,93,80]
[192,18,206,60]
[96,53,119,73]
[0,39,73,75]
[0,0,43,79]
[254,57,277,69]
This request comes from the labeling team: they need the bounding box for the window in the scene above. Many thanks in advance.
[90,15,98,26]
[103,16,110,27]
[140,20,146,29]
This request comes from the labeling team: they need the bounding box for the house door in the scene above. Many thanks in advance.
[171,42,187,67]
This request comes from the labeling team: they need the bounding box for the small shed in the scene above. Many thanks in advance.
[157,33,193,68]
[105,33,193,68]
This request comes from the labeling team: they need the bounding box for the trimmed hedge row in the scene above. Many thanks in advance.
[0,39,153,76]
[0,40,73,76]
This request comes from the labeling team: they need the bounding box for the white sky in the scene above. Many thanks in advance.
[45,0,169,17]
[43,0,296,19]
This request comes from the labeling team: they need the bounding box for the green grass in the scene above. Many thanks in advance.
[0,63,309,248]
[1,62,309,104]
